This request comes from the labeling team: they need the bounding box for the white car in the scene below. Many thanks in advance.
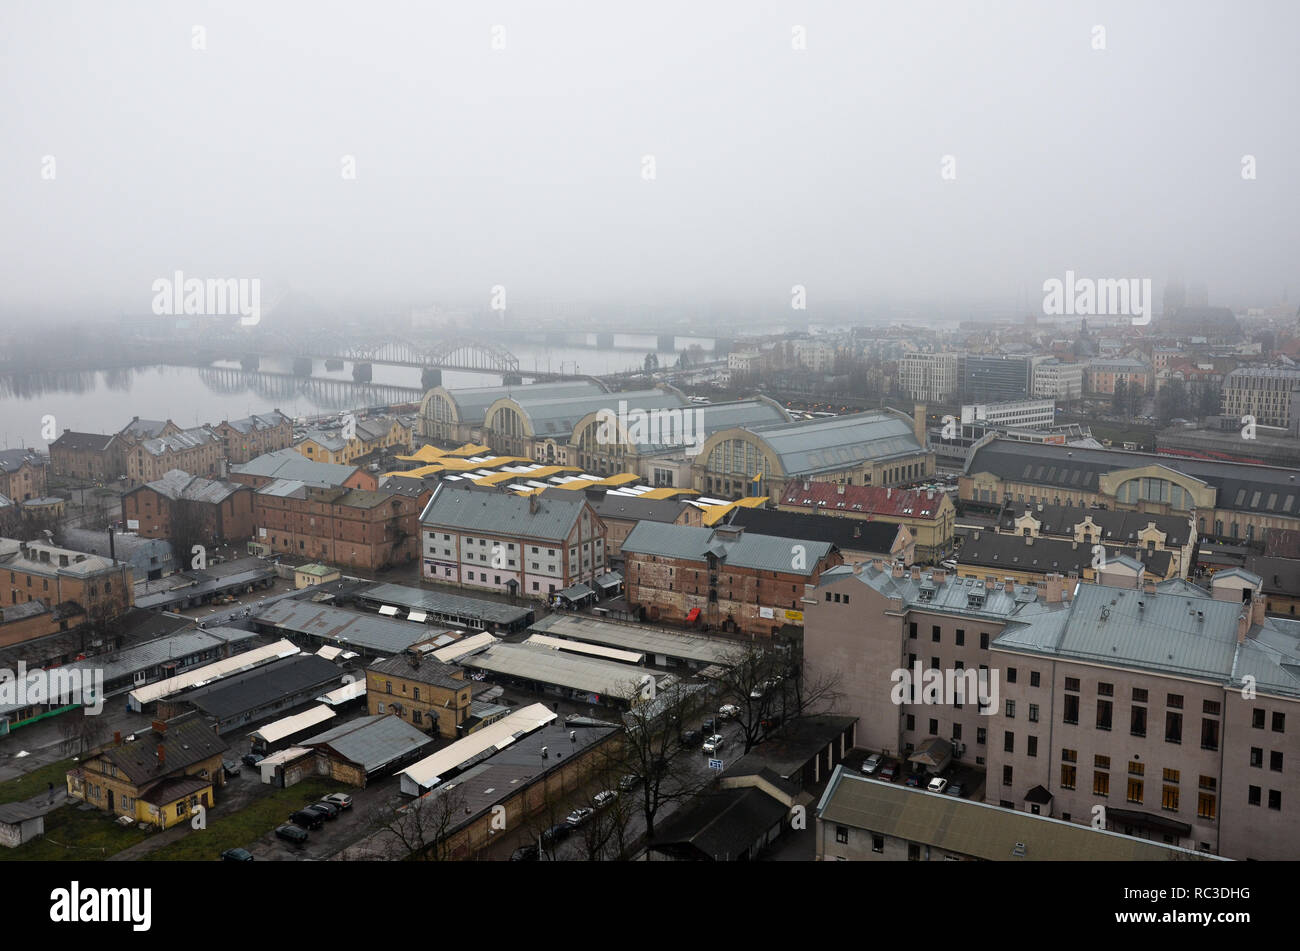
[702,733,725,754]
[718,704,741,719]
[862,753,882,775]
[593,790,618,809]
[927,777,949,794]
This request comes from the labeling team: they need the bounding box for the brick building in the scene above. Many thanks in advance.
[366,654,473,739]
[50,432,120,482]
[0,537,134,626]
[253,482,419,572]
[621,521,842,637]
[0,449,48,502]
[213,411,293,464]
[125,427,224,486]
[122,469,255,543]
[230,448,376,492]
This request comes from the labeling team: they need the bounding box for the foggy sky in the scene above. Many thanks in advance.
[2,0,1298,323]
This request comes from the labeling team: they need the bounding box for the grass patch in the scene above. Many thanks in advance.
[0,757,78,805]
[141,779,344,861]
[0,805,152,861]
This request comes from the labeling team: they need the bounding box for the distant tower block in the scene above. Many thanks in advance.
[352,362,372,383]
[421,367,442,390]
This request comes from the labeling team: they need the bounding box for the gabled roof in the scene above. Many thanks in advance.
[740,409,924,476]
[728,506,904,554]
[231,448,360,486]
[957,532,1172,577]
[94,713,229,787]
[779,481,948,520]
[0,448,48,471]
[1001,503,1192,547]
[220,411,290,434]
[136,469,243,504]
[139,426,221,456]
[621,521,835,577]
[420,484,589,542]
[304,714,436,773]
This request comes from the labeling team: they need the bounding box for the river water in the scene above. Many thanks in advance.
[0,342,689,451]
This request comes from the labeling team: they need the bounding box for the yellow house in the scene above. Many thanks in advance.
[65,713,228,829]
[298,416,414,465]
[367,655,473,739]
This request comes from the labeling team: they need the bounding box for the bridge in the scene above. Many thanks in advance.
[197,367,424,412]
[202,331,521,374]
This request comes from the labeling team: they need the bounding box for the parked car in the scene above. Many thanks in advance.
[593,790,618,809]
[904,774,922,787]
[618,774,640,792]
[541,823,570,847]
[220,847,254,861]
[679,729,702,748]
[511,844,540,861]
[275,824,308,845]
[927,777,949,794]
[861,753,882,775]
[242,752,264,769]
[565,807,594,827]
[222,760,241,777]
[306,801,339,820]
[322,793,353,810]
[718,704,740,719]
[880,762,898,781]
[701,717,716,734]
[947,782,965,798]
[702,733,724,754]
[290,809,324,830]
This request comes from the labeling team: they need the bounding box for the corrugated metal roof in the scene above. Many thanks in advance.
[741,410,923,476]
[420,484,588,542]
[459,642,650,698]
[400,702,557,788]
[255,600,452,655]
[250,704,336,744]
[128,638,301,705]
[620,521,834,576]
[304,713,435,773]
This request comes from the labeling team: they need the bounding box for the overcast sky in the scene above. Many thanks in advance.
[2,0,1297,323]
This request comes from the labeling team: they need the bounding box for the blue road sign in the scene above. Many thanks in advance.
[709,759,723,771]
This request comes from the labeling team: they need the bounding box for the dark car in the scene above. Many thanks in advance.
[702,717,716,733]
[904,774,922,787]
[290,809,324,830]
[947,782,966,798]
[222,760,241,778]
[541,823,570,847]
[275,824,308,845]
[306,801,339,820]
[880,761,899,782]
[220,847,254,861]
[242,752,264,769]
[511,844,540,861]
[679,729,702,748]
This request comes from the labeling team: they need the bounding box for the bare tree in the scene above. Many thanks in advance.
[374,783,470,861]
[168,498,208,570]
[59,710,108,756]
[715,637,843,754]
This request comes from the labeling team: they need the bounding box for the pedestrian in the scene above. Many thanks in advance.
[47,781,54,804]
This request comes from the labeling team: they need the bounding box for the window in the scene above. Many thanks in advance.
[1198,792,1217,820]
[1028,703,1039,723]
[1062,748,1077,762]
[1065,677,1080,692]
[1030,671,1040,687]
[1162,786,1179,811]
[1027,736,1038,757]
[1131,705,1147,737]
[929,718,938,735]
[1165,712,1182,744]
[1273,711,1286,733]
[872,834,884,854]
[1007,668,1017,684]
[977,727,986,745]
[1128,761,1144,776]
[1132,687,1148,703]
[1098,682,1113,697]
[1096,700,1112,731]
[1094,771,1110,797]
[1167,693,1183,709]
[1004,731,1014,753]
[836,825,848,844]
[1063,695,1079,725]
[906,714,915,731]
[1248,785,1261,806]
[980,632,989,649]
[1269,790,1281,810]
[955,629,965,646]
[932,625,941,642]
[907,843,921,861]
[1253,708,1266,729]
[1271,751,1283,772]
[1163,768,1180,784]
[1061,764,1077,789]
[1005,701,1016,719]
[1127,779,1143,804]
[1003,765,1013,787]
[909,622,917,639]
[1250,747,1263,767]
[1201,718,1219,751]
[1203,699,1221,716]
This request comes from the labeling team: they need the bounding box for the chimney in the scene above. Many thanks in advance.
[529,493,539,515]
[887,487,892,500]
[913,402,927,446]
[852,560,864,575]
[152,719,167,735]
[1042,573,1064,603]
[1253,594,1267,626]
[891,562,905,578]
[1237,610,1251,644]
[157,744,166,767]
[108,527,116,564]
[114,731,122,746]
[837,483,845,495]
[1143,579,1157,594]
[1004,578,1016,593]
[909,565,921,580]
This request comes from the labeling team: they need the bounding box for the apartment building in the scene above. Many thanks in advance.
[897,353,958,403]
[0,537,134,622]
[1032,360,1085,401]
[960,355,1032,402]
[621,521,842,636]
[122,469,255,543]
[50,432,120,482]
[0,450,48,503]
[229,448,376,492]
[366,654,473,739]
[961,399,1056,429]
[804,561,1300,859]
[1221,366,1300,431]
[1085,357,1151,397]
[296,415,413,465]
[213,411,293,464]
[125,426,224,486]
[419,484,606,600]
[998,502,1197,578]
[253,482,420,572]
